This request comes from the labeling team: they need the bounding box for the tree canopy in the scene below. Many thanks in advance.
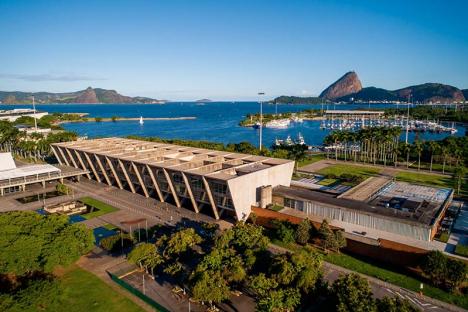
[0,211,94,275]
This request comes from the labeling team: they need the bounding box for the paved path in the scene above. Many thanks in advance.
[268,244,465,312]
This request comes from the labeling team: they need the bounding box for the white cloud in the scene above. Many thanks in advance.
[0,73,106,82]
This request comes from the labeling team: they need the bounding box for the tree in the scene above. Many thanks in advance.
[248,273,278,298]
[191,271,230,305]
[257,288,301,312]
[420,251,447,287]
[164,228,202,257]
[376,297,419,312]
[295,219,311,245]
[318,219,334,251]
[445,258,468,291]
[270,254,297,285]
[453,166,466,195]
[414,140,424,171]
[330,273,376,312]
[0,211,94,276]
[334,230,347,252]
[428,141,439,172]
[292,247,323,293]
[128,243,164,276]
[420,250,468,291]
[275,221,296,244]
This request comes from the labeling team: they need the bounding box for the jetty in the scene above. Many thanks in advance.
[57,116,196,124]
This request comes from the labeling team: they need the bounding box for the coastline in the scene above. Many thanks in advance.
[57,116,196,124]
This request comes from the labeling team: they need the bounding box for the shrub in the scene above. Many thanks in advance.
[100,233,134,252]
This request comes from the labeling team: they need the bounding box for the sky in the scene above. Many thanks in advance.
[0,0,467,101]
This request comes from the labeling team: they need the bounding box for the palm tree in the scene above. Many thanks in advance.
[428,141,439,172]
[404,143,411,168]
[441,146,449,174]
[414,140,424,171]
[453,166,466,195]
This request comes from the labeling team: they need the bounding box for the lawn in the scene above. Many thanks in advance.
[79,197,119,219]
[435,232,450,243]
[317,178,339,186]
[50,266,144,312]
[395,171,453,189]
[269,204,284,212]
[317,164,381,178]
[298,154,326,167]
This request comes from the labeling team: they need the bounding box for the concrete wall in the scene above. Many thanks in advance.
[283,197,432,241]
[228,161,294,220]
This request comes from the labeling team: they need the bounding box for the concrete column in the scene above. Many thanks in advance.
[57,146,70,166]
[146,165,164,202]
[65,148,79,168]
[182,173,199,213]
[132,162,149,198]
[74,150,91,179]
[84,152,101,183]
[51,146,63,165]
[105,156,123,189]
[42,181,46,188]
[163,168,181,208]
[118,159,136,193]
[95,155,112,186]
[202,177,220,220]
[1,188,4,196]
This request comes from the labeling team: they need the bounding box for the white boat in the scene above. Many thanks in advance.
[297,133,305,145]
[139,116,144,125]
[265,118,290,129]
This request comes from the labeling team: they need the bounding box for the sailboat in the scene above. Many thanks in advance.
[139,116,144,125]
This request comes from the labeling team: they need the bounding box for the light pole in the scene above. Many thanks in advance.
[405,94,411,144]
[258,92,265,151]
[32,95,38,131]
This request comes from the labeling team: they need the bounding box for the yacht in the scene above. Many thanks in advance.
[265,119,290,129]
[139,116,144,125]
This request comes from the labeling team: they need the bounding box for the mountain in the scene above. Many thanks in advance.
[0,87,164,104]
[319,71,362,100]
[338,83,465,103]
[463,89,468,100]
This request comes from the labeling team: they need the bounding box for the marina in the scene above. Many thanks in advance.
[320,110,457,134]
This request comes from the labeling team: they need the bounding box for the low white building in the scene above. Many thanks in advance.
[0,109,48,122]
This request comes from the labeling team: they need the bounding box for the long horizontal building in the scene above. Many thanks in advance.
[51,138,294,220]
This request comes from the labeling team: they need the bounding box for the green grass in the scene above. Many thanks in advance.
[56,265,144,312]
[79,197,119,220]
[298,154,326,167]
[455,243,468,258]
[269,204,284,212]
[435,232,450,243]
[269,240,468,309]
[317,178,339,186]
[317,164,381,177]
[395,171,453,189]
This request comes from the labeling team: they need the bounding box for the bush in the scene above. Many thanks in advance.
[272,220,296,244]
[100,233,134,252]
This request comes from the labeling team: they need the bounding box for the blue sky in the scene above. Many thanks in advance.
[0,0,467,100]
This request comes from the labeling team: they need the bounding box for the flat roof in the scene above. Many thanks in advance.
[0,164,61,181]
[274,185,450,227]
[53,138,293,181]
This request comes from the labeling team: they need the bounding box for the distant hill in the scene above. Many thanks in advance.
[319,71,362,100]
[273,71,466,104]
[270,96,326,104]
[196,99,212,103]
[0,87,165,104]
[338,83,465,103]
[460,89,468,101]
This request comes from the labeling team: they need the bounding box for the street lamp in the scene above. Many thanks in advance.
[258,92,265,151]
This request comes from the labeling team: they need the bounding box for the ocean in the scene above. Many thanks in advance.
[1,102,465,147]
